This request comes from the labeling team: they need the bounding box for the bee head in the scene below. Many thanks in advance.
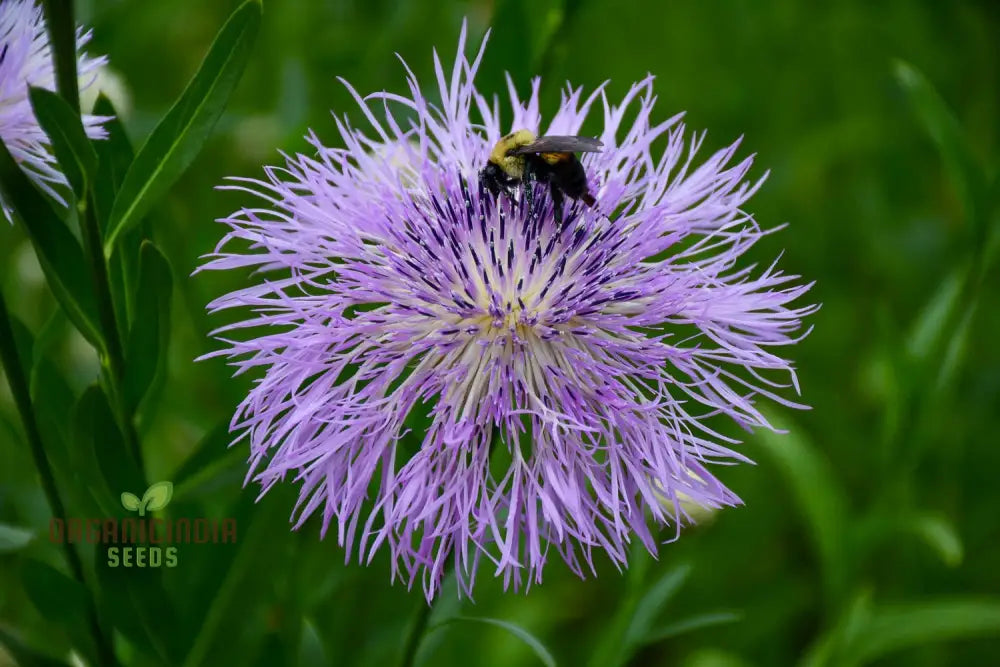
[479,162,503,197]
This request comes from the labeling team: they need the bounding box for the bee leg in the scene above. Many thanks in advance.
[523,162,538,218]
[549,182,565,228]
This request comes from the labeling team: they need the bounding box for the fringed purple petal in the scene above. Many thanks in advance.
[202,23,815,602]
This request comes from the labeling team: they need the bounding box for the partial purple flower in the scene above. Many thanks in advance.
[0,0,108,220]
[202,25,816,600]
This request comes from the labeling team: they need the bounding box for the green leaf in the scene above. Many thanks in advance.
[935,302,976,391]
[182,489,292,667]
[907,515,964,567]
[432,617,557,667]
[26,334,100,516]
[681,649,755,667]
[122,242,173,418]
[12,315,101,520]
[104,0,262,254]
[753,412,850,609]
[841,598,1000,665]
[0,624,71,667]
[92,94,148,335]
[894,60,990,240]
[0,523,35,552]
[905,265,965,364]
[20,557,102,666]
[21,559,88,626]
[644,611,743,644]
[0,140,103,349]
[625,563,692,646]
[799,589,874,667]
[28,86,98,199]
[72,386,143,515]
[298,618,327,666]
[141,481,174,513]
[120,491,140,512]
[95,544,185,665]
[861,513,964,568]
[92,95,135,207]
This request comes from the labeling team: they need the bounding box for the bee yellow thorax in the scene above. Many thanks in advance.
[489,129,537,179]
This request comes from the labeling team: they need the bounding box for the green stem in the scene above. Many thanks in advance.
[41,0,80,113]
[0,292,117,667]
[78,194,145,477]
[398,594,435,667]
[43,0,144,478]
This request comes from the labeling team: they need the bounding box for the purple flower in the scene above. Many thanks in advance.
[202,25,815,600]
[0,0,108,220]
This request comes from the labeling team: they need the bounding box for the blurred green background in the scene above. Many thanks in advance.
[2,0,999,665]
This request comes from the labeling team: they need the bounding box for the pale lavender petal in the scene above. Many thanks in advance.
[202,23,816,601]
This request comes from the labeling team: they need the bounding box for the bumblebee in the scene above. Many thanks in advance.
[479,130,603,222]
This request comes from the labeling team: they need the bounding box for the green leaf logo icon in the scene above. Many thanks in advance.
[120,481,174,516]
[121,492,141,512]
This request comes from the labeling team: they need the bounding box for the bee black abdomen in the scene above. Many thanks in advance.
[552,159,592,201]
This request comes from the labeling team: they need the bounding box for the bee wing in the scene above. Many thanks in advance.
[511,136,604,154]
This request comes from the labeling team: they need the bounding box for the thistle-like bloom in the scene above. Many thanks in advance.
[0,0,108,220]
[203,26,815,600]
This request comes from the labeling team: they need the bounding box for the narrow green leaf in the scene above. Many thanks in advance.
[298,618,327,666]
[0,624,71,667]
[799,589,874,667]
[26,337,98,516]
[182,489,291,667]
[625,563,692,646]
[21,558,97,664]
[91,94,147,336]
[12,316,103,521]
[0,141,103,349]
[644,611,743,644]
[905,266,964,364]
[860,513,964,568]
[935,302,976,391]
[104,0,262,253]
[77,390,183,665]
[432,617,557,667]
[21,560,89,625]
[122,241,173,417]
[753,412,850,608]
[908,515,964,567]
[681,649,755,667]
[95,544,185,665]
[29,86,98,199]
[72,386,143,515]
[93,95,135,192]
[842,598,1000,665]
[894,60,989,239]
[0,524,35,552]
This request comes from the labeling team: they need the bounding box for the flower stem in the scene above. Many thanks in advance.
[398,594,435,667]
[41,0,143,477]
[0,291,118,667]
[41,0,80,113]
